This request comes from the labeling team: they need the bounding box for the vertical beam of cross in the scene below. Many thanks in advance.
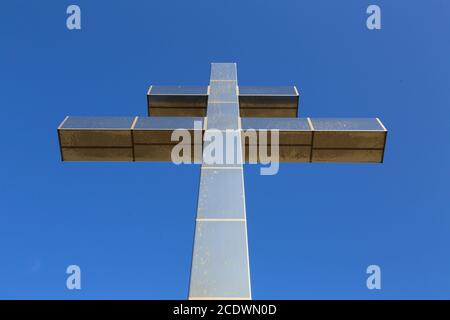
[188,63,251,300]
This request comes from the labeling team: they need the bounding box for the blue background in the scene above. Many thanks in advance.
[1,1,449,299]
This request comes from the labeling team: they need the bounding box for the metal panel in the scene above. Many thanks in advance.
[135,116,204,129]
[202,63,242,168]
[133,116,203,144]
[239,86,298,96]
[240,108,297,118]
[240,117,386,162]
[313,131,386,149]
[208,81,238,103]
[206,103,239,130]
[241,117,312,146]
[147,85,208,116]
[311,118,385,131]
[147,85,299,117]
[149,86,208,95]
[134,144,202,162]
[58,116,205,162]
[210,63,237,81]
[243,145,311,162]
[239,86,299,118]
[149,107,206,117]
[197,168,245,219]
[58,116,387,163]
[58,116,134,148]
[242,118,311,162]
[60,130,132,147]
[202,127,243,167]
[133,116,203,162]
[189,63,251,300]
[58,116,134,161]
[189,221,251,299]
[311,118,387,149]
[61,147,133,161]
[242,117,309,130]
[312,149,384,162]
[240,107,297,118]
[61,116,135,129]
[310,118,387,163]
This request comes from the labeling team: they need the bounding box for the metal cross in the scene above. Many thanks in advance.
[57,63,387,299]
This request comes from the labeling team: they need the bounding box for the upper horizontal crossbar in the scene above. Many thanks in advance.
[147,85,299,118]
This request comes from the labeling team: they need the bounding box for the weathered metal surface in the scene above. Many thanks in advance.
[189,63,251,300]
[147,85,299,117]
[58,116,387,163]
[58,116,204,162]
[241,117,387,162]
[189,220,251,299]
[57,62,388,301]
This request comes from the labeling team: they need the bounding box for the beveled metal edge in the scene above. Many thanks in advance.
[307,118,315,162]
[238,87,299,97]
[147,86,208,96]
[147,85,300,97]
[59,117,386,133]
[309,118,386,132]
[196,218,246,221]
[57,116,69,161]
[131,116,139,129]
[380,130,388,163]
[208,101,239,104]
[58,116,70,129]
[241,179,251,300]
[312,129,386,132]
[238,106,298,109]
[376,117,388,132]
[58,116,135,130]
[59,127,134,131]
[201,166,242,170]
[130,116,138,161]
[189,297,251,300]
[307,117,314,130]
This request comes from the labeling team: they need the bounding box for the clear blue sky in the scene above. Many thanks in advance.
[1,1,449,299]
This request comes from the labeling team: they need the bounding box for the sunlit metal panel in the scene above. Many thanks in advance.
[239,86,299,117]
[310,118,387,162]
[209,81,238,103]
[196,168,245,219]
[241,117,311,162]
[311,118,386,148]
[58,116,135,161]
[241,117,312,145]
[189,221,251,299]
[210,63,238,81]
[206,103,240,130]
[147,85,208,117]
[189,63,251,300]
[133,116,203,144]
[147,85,299,117]
[133,116,203,162]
